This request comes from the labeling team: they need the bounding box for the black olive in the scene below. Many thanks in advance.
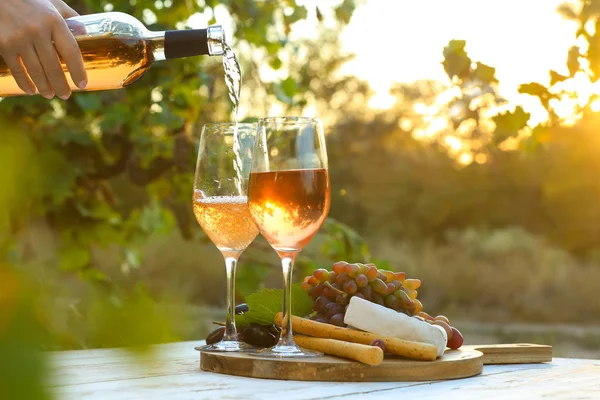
[205,326,225,345]
[235,303,249,314]
[239,323,279,348]
[266,324,281,337]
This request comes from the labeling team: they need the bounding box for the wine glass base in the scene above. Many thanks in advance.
[250,345,322,358]
[195,340,256,353]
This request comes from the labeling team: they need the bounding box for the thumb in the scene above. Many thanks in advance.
[51,0,80,19]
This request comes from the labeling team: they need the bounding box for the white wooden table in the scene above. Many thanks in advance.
[49,341,600,399]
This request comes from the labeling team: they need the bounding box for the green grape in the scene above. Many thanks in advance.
[403,278,421,290]
[371,278,388,295]
[404,288,418,299]
[376,271,388,282]
[395,289,414,308]
[413,298,423,313]
[385,294,399,309]
[389,280,403,291]
[357,263,369,274]
[379,269,395,281]
[355,274,368,288]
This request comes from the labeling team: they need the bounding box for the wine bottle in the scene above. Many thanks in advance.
[0,12,224,97]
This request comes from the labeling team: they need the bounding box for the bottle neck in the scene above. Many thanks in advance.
[147,27,224,61]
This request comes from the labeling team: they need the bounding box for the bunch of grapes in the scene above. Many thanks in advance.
[301,261,464,349]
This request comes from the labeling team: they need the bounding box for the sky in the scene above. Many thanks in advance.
[338,0,579,116]
[189,0,584,125]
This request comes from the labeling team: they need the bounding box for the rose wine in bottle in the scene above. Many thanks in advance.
[0,12,224,97]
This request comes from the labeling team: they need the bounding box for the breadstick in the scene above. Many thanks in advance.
[275,313,438,361]
[293,336,383,366]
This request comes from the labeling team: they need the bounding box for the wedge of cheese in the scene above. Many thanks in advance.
[344,296,447,357]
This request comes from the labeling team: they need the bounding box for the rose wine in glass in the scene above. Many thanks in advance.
[193,123,259,352]
[248,117,330,357]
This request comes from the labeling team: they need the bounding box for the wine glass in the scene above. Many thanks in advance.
[248,117,330,357]
[193,123,259,352]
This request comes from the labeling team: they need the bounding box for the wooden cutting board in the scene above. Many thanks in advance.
[199,343,551,382]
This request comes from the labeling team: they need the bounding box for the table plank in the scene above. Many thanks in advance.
[49,342,600,400]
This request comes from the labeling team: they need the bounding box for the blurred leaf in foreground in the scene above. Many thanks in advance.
[0,266,53,400]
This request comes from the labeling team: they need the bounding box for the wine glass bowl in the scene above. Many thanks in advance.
[248,117,330,357]
[193,122,259,352]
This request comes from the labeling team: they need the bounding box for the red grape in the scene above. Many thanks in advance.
[365,265,378,282]
[324,302,344,318]
[313,268,329,283]
[355,274,368,288]
[370,339,386,352]
[329,313,346,327]
[447,327,464,349]
[314,296,330,313]
[343,280,358,295]
[332,261,348,274]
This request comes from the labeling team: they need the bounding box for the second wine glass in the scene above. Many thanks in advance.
[193,122,259,352]
[248,117,331,358]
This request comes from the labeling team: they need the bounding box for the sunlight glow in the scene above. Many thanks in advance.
[339,0,579,121]
[444,136,462,152]
[459,153,473,165]
[475,153,488,164]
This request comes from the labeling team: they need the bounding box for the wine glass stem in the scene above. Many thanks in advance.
[279,255,296,347]
[224,255,240,341]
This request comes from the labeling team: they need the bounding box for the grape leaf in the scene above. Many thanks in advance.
[442,39,472,80]
[235,285,313,327]
[567,46,580,77]
[474,62,498,84]
[491,106,530,145]
[550,70,568,85]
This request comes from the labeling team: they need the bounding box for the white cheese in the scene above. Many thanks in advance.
[344,296,448,357]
